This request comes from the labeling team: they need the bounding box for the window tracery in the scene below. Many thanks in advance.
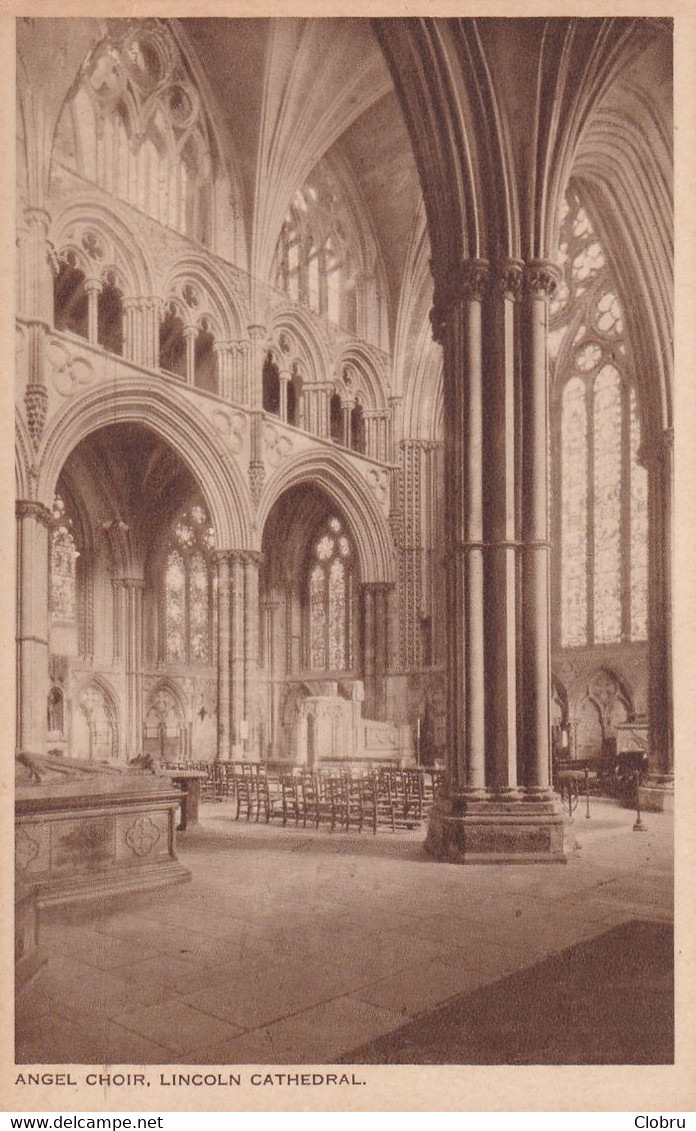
[54,256,89,340]
[97,273,124,355]
[306,515,354,672]
[163,500,217,665]
[552,186,648,647]
[54,251,124,356]
[274,169,358,333]
[57,24,216,245]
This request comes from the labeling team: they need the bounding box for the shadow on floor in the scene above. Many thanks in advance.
[339,919,674,1065]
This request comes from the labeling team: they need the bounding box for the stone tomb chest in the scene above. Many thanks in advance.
[16,769,190,907]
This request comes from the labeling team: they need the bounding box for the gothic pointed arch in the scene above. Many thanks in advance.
[265,307,331,386]
[258,450,395,585]
[50,200,155,299]
[161,253,248,340]
[333,345,388,413]
[72,673,121,763]
[35,381,255,550]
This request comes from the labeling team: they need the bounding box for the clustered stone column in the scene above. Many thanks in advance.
[341,400,355,448]
[362,582,392,721]
[215,551,232,759]
[426,258,565,863]
[640,426,674,808]
[110,576,145,759]
[363,410,390,463]
[215,549,262,758]
[303,383,333,438]
[123,298,161,370]
[16,501,52,756]
[260,597,280,758]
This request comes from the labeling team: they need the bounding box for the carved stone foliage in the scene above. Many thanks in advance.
[525,259,561,298]
[24,384,48,448]
[248,460,265,506]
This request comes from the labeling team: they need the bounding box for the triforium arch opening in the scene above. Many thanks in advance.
[260,483,398,764]
[38,422,221,764]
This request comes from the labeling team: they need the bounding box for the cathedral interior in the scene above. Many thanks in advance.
[14,17,675,1072]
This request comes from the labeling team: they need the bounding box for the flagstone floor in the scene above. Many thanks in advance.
[16,797,674,1066]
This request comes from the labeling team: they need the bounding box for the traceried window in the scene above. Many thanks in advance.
[163,501,217,664]
[273,169,358,334]
[54,256,88,340]
[50,495,79,624]
[97,274,124,355]
[306,516,354,671]
[552,186,648,647]
[54,25,217,245]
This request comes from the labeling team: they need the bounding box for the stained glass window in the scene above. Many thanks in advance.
[307,516,354,671]
[165,550,186,663]
[553,186,647,646]
[163,501,216,664]
[593,366,622,644]
[50,495,79,624]
[310,565,327,670]
[561,379,587,646]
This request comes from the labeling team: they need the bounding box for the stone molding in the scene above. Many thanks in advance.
[16,499,52,526]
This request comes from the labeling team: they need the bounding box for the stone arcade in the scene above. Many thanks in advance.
[16,17,672,877]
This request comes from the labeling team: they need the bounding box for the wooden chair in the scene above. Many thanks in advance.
[233,765,256,821]
[256,771,285,823]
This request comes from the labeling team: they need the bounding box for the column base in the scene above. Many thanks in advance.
[638,774,674,813]
[425,795,567,864]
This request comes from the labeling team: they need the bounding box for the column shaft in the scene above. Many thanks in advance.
[123,579,144,758]
[484,266,521,795]
[216,554,231,759]
[460,283,486,792]
[647,430,673,776]
[229,554,246,750]
[16,502,51,755]
[243,553,261,753]
[520,263,558,794]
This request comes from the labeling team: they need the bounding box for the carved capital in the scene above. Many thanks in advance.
[361,581,394,597]
[224,549,262,568]
[24,207,51,232]
[16,499,52,526]
[495,260,524,301]
[525,259,561,298]
[431,259,490,343]
[456,259,490,303]
[24,383,48,448]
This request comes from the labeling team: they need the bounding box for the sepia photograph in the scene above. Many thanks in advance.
[11,7,685,1108]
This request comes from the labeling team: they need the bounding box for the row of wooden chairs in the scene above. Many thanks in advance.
[232,765,443,834]
[160,759,444,834]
